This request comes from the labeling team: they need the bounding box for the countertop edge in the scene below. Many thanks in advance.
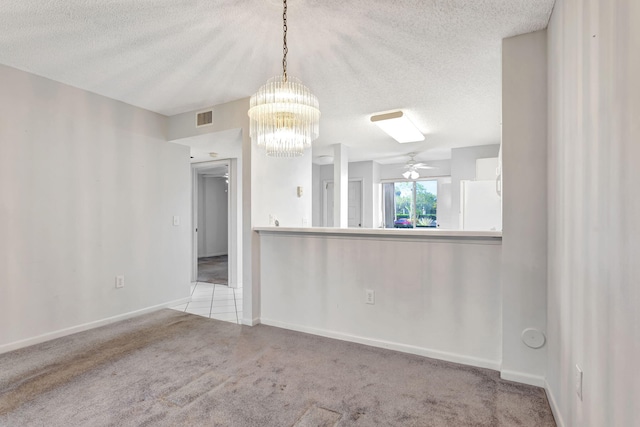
[253,227,502,239]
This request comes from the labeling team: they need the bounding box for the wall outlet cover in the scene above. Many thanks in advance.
[365,289,375,305]
[115,275,125,289]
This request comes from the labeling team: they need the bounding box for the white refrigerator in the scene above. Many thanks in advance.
[459,180,502,231]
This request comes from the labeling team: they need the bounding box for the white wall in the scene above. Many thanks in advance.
[436,178,453,230]
[450,145,500,229]
[501,30,548,386]
[197,176,228,257]
[311,163,321,226]
[547,1,640,426]
[0,65,191,351]
[372,161,381,228]
[316,164,334,226]
[260,232,502,369]
[251,154,312,228]
[348,161,375,228]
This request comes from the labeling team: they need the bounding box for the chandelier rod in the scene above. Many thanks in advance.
[282,0,288,81]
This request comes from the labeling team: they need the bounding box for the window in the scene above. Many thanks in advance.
[383,180,437,228]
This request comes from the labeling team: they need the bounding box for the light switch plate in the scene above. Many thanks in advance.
[173,216,180,226]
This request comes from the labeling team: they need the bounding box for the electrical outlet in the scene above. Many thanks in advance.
[365,289,375,305]
[576,364,583,401]
[115,275,125,289]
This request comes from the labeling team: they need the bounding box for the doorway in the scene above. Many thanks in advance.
[323,179,363,227]
[191,159,240,288]
[196,164,228,284]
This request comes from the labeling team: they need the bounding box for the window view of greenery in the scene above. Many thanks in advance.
[383,180,437,228]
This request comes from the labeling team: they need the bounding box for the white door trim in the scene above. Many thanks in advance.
[321,179,331,227]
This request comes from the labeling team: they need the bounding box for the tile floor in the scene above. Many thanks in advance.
[170,282,242,324]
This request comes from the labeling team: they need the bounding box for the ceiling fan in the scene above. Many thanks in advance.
[402,153,433,180]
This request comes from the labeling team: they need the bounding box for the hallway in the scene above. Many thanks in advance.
[196,255,228,285]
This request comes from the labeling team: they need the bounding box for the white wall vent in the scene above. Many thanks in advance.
[196,110,213,127]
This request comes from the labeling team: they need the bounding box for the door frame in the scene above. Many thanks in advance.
[191,159,239,287]
[322,178,364,227]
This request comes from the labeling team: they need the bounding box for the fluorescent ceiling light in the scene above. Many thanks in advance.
[370,111,424,143]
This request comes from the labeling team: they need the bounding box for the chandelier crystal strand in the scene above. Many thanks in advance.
[248,0,320,157]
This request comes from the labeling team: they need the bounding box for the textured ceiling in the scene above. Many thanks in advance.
[0,0,555,163]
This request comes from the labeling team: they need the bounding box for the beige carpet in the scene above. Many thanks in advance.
[0,310,556,426]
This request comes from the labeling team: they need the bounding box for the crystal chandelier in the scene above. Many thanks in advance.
[248,0,320,157]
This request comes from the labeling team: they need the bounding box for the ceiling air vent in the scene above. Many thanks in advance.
[196,110,213,127]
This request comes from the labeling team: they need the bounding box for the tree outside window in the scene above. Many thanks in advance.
[384,180,437,228]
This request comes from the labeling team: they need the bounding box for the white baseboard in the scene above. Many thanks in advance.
[242,316,261,326]
[500,370,546,387]
[227,281,242,289]
[260,318,501,371]
[544,379,566,427]
[0,297,191,355]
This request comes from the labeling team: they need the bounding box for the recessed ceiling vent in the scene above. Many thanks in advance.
[196,110,213,127]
